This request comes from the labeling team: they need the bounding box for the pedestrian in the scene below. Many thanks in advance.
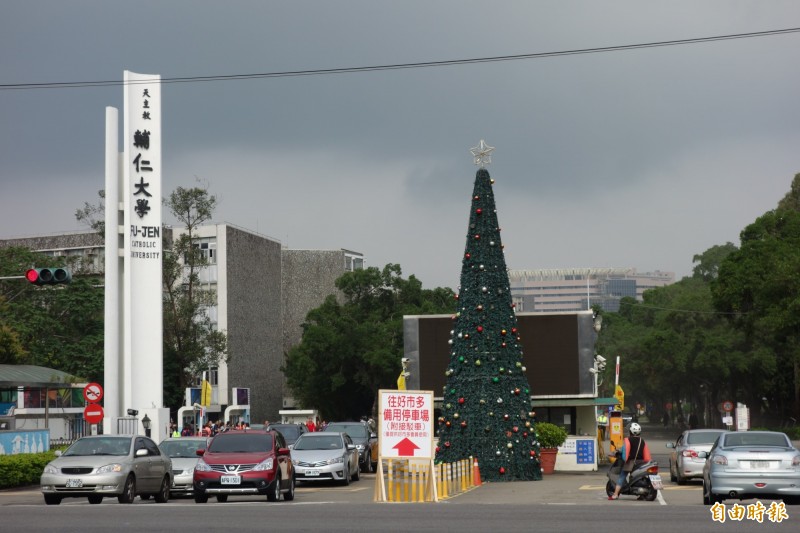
[661,411,669,428]
[306,418,316,432]
[597,410,609,441]
[688,412,699,430]
[609,422,651,500]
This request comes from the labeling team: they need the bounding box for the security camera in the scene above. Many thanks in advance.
[401,358,411,364]
[595,355,606,364]
[127,409,139,416]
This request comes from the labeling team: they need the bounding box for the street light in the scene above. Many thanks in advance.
[142,414,151,438]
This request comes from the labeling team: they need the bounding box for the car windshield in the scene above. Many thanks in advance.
[208,433,273,453]
[160,440,204,458]
[722,433,790,447]
[327,424,367,438]
[686,431,724,445]
[294,435,343,451]
[64,437,131,456]
[272,425,302,441]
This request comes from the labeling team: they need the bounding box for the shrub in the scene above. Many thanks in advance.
[535,422,568,449]
[0,451,57,489]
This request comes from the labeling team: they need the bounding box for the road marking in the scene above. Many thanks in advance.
[580,484,698,491]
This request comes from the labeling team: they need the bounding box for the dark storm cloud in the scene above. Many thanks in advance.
[2,1,799,288]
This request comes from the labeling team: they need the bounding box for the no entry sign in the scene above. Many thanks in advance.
[84,403,104,425]
[378,389,434,459]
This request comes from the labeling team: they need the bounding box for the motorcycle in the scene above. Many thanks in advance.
[606,451,663,501]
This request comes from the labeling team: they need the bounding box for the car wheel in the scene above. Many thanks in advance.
[216,495,228,503]
[283,475,295,501]
[341,464,351,486]
[118,475,136,504]
[668,460,676,483]
[267,474,281,502]
[676,470,687,486]
[352,464,360,482]
[88,495,103,504]
[194,493,209,503]
[702,480,715,505]
[155,475,170,503]
[43,494,62,505]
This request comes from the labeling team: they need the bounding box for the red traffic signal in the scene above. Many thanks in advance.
[25,268,72,285]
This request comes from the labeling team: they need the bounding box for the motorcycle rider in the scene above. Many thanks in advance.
[609,422,651,500]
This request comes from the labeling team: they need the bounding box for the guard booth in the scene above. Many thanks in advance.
[608,411,624,460]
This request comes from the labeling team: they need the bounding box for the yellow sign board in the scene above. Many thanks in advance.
[614,385,625,411]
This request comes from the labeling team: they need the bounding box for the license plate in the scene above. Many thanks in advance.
[649,475,663,490]
[220,475,241,485]
[305,470,320,477]
[751,461,770,469]
[66,479,83,488]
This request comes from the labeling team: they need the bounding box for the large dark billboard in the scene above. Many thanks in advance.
[405,311,596,398]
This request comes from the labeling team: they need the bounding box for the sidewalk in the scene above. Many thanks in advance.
[448,471,608,505]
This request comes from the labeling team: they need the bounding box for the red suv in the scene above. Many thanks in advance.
[192,430,295,503]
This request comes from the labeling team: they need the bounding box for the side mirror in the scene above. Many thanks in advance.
[196,448,206,456]
[697,451,708,459]
[665,443,675,449]
[370,433,377,439]
[347,444,357,450]
[135,448,148,457]
[54,450,63,457]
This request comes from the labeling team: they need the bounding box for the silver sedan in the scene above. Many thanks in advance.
[40,435,172,505]
[291,432,360,485]
[666,429,724,484]
[158,437,209,496]
[700,430,800,505]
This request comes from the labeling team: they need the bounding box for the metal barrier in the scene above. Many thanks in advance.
[374,457,477,502]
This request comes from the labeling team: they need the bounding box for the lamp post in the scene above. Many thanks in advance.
[142,414,151,438]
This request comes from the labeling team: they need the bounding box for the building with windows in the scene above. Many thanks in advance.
[508,268,675,313]
[0,224,364,425]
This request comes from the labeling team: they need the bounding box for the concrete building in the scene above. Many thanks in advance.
[508,268,675,313]
[1,225,364,425]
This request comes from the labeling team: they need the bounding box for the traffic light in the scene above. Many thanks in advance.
[25,267,72,285]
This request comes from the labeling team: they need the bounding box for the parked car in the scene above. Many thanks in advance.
[192,429,294,503]
[666,429,725,485]
[267,423,308,448]
[159,436,209,496]
[324,421,377,472]
[700,430,800,505]
[40,435,172,505]
[291,432,360,485]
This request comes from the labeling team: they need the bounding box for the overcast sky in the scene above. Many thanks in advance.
[2,1,799,290]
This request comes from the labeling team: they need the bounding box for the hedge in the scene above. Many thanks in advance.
[0,451,57,489]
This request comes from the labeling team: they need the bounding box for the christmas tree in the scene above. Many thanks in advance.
[434,141,542,481]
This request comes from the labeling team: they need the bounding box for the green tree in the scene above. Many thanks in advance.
[692,242,738,282]
[283,264,454,421]
[434,167,541,482]
[712,208,800,420]
[162,186,228,412]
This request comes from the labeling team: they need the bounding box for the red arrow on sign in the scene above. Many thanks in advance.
[392,438,420,457]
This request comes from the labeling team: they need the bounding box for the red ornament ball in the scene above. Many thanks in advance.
[499,467,506,475]
[511,327,518,334]
[476,208,483,215]
[530,450,536,457]
[460,421,467,428]
[458,397,465,405]
[474,234,480,240]
[476,325,483,333]
[445,441,451,448]
[473,195,480,201]
[465,253,471,259]
[501,342,507,348]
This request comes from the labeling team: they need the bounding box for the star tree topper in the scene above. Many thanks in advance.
[470,139,495,167]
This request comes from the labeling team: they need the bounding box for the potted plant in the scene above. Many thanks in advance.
[535,422,568,475]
